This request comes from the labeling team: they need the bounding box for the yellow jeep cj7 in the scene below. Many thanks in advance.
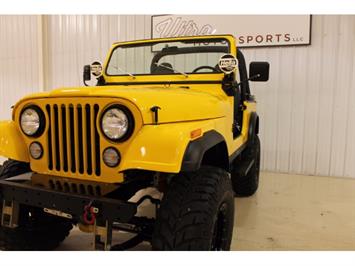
[0,35,269,250]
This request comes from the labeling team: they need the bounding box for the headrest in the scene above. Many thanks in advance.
[152,62,174,74]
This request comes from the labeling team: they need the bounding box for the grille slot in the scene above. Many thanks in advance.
[77,105,84,174]
[85,104,93,175]
[53,105,60,171]
[61,105,68,172]
[94,105,101,176]
[46,105,53,170]
[46,103,101,176]
[69,105,76,173]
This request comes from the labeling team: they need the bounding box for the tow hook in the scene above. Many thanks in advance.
[83,201,99,225]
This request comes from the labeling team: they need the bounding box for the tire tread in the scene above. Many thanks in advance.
[152,166,234,250]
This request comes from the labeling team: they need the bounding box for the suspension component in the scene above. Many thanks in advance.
[1,200,19,228]
[93,220,113,251]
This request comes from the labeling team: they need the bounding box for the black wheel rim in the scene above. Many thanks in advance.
[211,202,229,250]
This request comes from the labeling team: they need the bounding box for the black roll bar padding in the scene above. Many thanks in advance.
[150,46,229,73]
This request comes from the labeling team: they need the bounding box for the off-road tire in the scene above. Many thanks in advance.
[231,135,260,197]
[152,166,234,250]
[0,159,31,178]
[0,159,73,250]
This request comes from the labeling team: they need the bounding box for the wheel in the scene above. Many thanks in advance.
[152,166,234,250]
[0,159,31,178]
[231,135,261,197]
[0,159,73,250]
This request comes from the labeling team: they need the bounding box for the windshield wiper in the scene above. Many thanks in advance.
[112,65,136,79]
[154,63,188,78]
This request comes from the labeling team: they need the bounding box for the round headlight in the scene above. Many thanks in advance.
[103,147,121,167]
[29,142,43,159]
[20,106,44,136]
[101,105,134,141]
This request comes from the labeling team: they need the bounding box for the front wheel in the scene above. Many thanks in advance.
[152,166,235,250]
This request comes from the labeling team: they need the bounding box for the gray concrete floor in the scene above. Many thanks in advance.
[57,172,355,251]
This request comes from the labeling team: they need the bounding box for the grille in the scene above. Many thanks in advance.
[46,103,101,176]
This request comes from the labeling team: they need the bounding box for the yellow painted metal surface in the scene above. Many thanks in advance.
[120,118,226,173]
[0,121,29,162]
[13,85,230,125]
[2,35,257,184]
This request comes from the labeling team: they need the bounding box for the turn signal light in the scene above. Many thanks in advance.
[190,128,202,139]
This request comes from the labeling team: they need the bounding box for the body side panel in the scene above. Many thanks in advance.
[0,121,29,162]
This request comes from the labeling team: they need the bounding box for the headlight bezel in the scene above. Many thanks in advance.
[100,104,135,142]
[19,105,46,137]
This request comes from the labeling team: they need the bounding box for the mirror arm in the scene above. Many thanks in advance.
[222,73,260,97]
[228,74,260,102]
[235,74,261,88]
[96,75,106,86]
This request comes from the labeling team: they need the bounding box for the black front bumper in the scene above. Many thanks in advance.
[0,179,137,223]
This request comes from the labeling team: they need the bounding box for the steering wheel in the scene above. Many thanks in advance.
[192,65,217,73]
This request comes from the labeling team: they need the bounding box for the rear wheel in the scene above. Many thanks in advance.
[152,166,234,250]
[0,159,73,250]
[231,135,260,197]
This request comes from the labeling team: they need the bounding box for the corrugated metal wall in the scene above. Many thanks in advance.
[0,15,42,120]
[246,15,355,178]
[0,15,42,164]
[0,15,354,178]
[45,15,152,88]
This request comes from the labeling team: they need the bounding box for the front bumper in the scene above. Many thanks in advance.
[0,179,137,224]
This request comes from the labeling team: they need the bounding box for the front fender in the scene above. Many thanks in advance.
[0,121,29,162]
[248,112,259,145]
[119,119,221,173]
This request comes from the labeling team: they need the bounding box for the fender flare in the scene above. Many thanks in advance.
[181,130,226,172]
[0,121,29,162]
[248,112,259,145]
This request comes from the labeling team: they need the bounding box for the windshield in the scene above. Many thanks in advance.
[106,38,230,76]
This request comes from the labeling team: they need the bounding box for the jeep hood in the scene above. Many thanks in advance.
[17,86,228,124]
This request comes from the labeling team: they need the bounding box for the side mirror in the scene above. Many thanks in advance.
[83,65,91,85]
[83,61,103,86]
[249,62,270,82]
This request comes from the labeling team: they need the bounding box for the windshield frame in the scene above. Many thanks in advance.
[102,35,236,84]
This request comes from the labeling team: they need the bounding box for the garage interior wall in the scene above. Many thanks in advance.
[0,15,354,178]
[0,16,42,120]
[0,15,43,164]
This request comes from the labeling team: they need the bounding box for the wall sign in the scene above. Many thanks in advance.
[152,15,311,48]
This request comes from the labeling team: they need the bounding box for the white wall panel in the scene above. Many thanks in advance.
[44,15,151,89]
[0,15,42,164]
[0,15,41,120]
[46,15,109,88]
[242,15,355,178]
